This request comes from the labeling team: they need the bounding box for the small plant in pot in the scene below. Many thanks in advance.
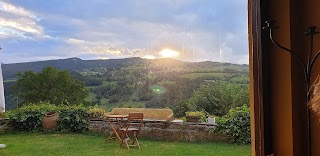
[185,111,206,122]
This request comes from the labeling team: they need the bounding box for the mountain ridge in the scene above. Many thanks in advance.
[2,57,248,79]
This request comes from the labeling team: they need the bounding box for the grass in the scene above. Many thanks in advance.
[0,133,251,156]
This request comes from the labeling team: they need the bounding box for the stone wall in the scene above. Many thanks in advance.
[89,119,229,142]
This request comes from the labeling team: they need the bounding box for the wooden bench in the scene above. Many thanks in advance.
[108,108,174,123]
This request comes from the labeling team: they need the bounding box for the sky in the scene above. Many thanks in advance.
[0,0,248,64]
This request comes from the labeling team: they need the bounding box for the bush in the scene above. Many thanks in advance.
[56,105,89,132]
[186,111,207,122]
[5,102,56,131]
[214,105,251,144]
[6,103,89,132]
[173,100,192,118]
[88,107,106,119]
[109,96,119,103]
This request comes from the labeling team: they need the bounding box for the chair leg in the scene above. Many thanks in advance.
[133,133,140,148]
[125,139,129,149]
[119,132,130,149]
[106,131,115,143]
[119,132,125,148]
[123,137,130,149]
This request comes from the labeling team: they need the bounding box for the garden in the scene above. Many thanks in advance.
[0,67,251,155]
[0,103,251,156]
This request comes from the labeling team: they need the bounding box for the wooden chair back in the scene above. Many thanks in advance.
[126,113,144,131]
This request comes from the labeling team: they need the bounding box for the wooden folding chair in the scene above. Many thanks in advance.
[119,113,144,149]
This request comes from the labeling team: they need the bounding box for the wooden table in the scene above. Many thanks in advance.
[104,115,128,142]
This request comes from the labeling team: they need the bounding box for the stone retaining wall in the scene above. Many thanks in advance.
[89,119,229,142]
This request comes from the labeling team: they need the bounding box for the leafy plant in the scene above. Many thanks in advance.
[6,103,89,132]
[57,105,89,132]
[5,102,56,131]
[186,82,249,116]
[186,111,207,122]
[88,107,106,119]
[173,100,192,118]
[214,105,251,144]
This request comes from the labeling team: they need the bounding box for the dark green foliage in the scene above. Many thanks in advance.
[138,93,155,101]
[70,71,102,86]
[108,96,119,103]
[57,106,89,132]
[93,86,112,95]
[5,103,89,132]
[185,82,249,116]
[214,105,251,144]
[12,67,89,106]
[146,96,169,108]
[5,103,56,131]
[92,84,133,103]
[173,100,192,117]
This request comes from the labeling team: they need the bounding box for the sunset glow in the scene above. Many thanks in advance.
[142,55,156,59]
[159,49,179,58]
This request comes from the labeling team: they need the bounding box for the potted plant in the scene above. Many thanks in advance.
[185,111,206,122]
[42,111,58,129]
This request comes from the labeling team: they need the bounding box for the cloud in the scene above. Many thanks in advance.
[0,1,45,38]
[0,0,248,64]
[66,38,86,44]
[64,37,146,58]
[0,1,36,19]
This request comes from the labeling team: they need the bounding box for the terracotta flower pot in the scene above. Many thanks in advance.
[42,112,58,129]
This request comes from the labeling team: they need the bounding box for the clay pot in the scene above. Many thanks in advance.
[42,112,58,129]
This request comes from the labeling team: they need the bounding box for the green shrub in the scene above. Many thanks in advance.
[6,103,89,132]
[88,107,106,119]
[186,111,207,122]
[214,105,251,144]
[5,102,56,131]
[173,100,191,118]
[57,105,89,132]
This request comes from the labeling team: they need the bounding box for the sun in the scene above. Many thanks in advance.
[159,48,179,58]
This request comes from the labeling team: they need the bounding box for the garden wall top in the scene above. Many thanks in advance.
[108,108,174,122]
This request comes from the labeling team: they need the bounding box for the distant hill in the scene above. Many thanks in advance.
[1,57,248,79]
[2,57,146,79]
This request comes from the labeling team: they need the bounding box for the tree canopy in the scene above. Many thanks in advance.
[12,67,88,106]
[174,82,249,117]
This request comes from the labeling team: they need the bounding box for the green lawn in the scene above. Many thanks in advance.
[0,133,251,156]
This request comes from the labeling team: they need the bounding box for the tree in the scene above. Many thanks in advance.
[12,67,88,106]
[186,82,249,116]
